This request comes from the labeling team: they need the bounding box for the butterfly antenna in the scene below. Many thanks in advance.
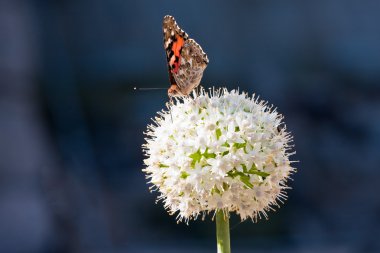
[134,87,167,91]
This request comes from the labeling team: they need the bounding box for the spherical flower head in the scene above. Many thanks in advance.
[143,88,296,223]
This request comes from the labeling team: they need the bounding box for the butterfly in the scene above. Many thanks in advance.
[163,15,209,97]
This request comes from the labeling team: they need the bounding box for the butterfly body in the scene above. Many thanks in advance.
[163,15,208,97]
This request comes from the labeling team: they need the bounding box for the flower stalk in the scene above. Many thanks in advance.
[216,210,230,253]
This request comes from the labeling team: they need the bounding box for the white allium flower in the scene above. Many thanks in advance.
[143,88,296,223]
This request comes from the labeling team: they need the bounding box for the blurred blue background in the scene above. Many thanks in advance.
[1,0,379,252]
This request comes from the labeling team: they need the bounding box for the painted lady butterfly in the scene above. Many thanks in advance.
[163,15,209,97]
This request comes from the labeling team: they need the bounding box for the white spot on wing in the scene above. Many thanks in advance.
[165,39,172,48]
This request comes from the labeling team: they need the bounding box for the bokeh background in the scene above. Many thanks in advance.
[1,1,380,252]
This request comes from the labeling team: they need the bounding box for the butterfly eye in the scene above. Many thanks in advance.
[168,87,179,97]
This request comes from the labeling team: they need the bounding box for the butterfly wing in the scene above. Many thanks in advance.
[172,38,209,96]
[163,15,188,96]
[162,15,208,96]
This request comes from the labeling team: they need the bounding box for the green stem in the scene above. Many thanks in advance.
[216,209,231,253]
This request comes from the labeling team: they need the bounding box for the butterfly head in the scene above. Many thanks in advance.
[168,84,184,97]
